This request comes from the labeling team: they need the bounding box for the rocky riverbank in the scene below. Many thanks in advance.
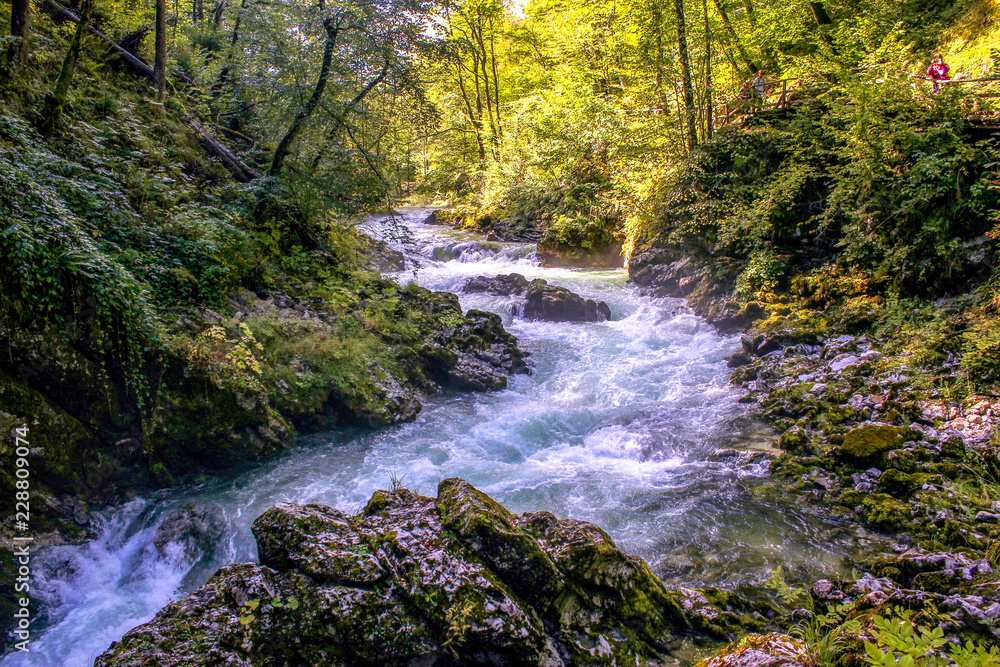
[627,243,1000,664]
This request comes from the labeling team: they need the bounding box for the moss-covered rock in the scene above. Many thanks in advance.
[96,480,715,666]
[870,550,994,591]
[834,425,914,468]
[0,334,291,538]
[436,478,564,606]
[838,491,913,533]
[877,469,933,498]
[253,503,385,586]
[776,427,814,456]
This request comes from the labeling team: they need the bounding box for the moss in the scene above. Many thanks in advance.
[436,478,564,606]
[835,425,915,467]
[910,571,961,593]
[777,427,813,456]
[151,463,176,487]
[878,469,933,498]
[886,449,918,474]
[985,541,1000,568]
[941,520,988,551]
[362,490,393,516]
[940,437,966,460]
[839,491,913,533]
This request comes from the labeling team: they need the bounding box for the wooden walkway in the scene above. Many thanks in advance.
[713,76,1000,130]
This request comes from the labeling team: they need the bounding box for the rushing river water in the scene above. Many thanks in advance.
[4,208,881,666]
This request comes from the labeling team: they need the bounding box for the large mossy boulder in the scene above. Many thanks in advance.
[255,285,529,431]
[96,479,705,667]
[834,424,914,468]
[325,361,423,427]
[523,279,612,323]
[145,358,290,472]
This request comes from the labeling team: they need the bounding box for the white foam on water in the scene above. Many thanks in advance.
[2,208,873,665]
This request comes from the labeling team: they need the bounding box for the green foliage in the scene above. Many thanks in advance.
[794,603,862,667]
[864,615,948,667]
[175,324,265,393]
[766,566,808,607]
[737,250,787,300]
[862,613,1000,667]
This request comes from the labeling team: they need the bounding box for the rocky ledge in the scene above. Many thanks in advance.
[0,279,531,646]
[95,479,743,666]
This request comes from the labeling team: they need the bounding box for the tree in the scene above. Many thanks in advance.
[154,0,167,102]
[444,0,507,162]
[673,0,698,150]
[263,0,433,180]
[38,0,94,135]
[701,0,712,140]
[212,0,227,27]
[810,2,832,25]
[269,16,343,177]
[5,0,31,75]
[711,0,758,74]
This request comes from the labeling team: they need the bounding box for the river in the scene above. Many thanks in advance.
[3,208,878,666]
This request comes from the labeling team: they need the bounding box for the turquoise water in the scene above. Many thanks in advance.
[3,209,875,666]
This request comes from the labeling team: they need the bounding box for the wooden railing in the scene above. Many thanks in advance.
[712,75,1000,130]
[711,78,807,129]
[927,77,1000,98]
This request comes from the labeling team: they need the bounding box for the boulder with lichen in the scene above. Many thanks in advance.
[96,479,713,667]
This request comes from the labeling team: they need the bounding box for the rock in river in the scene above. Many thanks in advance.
[462,272,531,296]
[523,279,612,323]
[96,479,706,666]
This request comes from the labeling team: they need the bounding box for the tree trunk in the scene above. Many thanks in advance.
[810,1,836,52]
[211,0,247,98]
[154,0,167,102]
[810,2,832,25]
[673,0,698,151]
[702,0,713,140]
[309,61,390,172]
[455,56,486,161]
[488,27,502,139]
[710,0,758,74]
[269,18,339,176]
[475,29,498,148]
[212,0,226,27]
[38,0,93,136]
[183,115,261,181]
[6,0,31,74]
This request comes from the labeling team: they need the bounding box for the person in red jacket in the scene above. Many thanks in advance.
[927,54,950,93]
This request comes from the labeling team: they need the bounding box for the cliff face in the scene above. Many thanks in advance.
[94,479,732,666]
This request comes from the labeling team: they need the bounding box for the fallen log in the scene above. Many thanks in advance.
[183,115,263,182]
[46,1,259,183]
[48,3,193,85]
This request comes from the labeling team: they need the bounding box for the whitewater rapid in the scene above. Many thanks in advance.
[3,208,874,666]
